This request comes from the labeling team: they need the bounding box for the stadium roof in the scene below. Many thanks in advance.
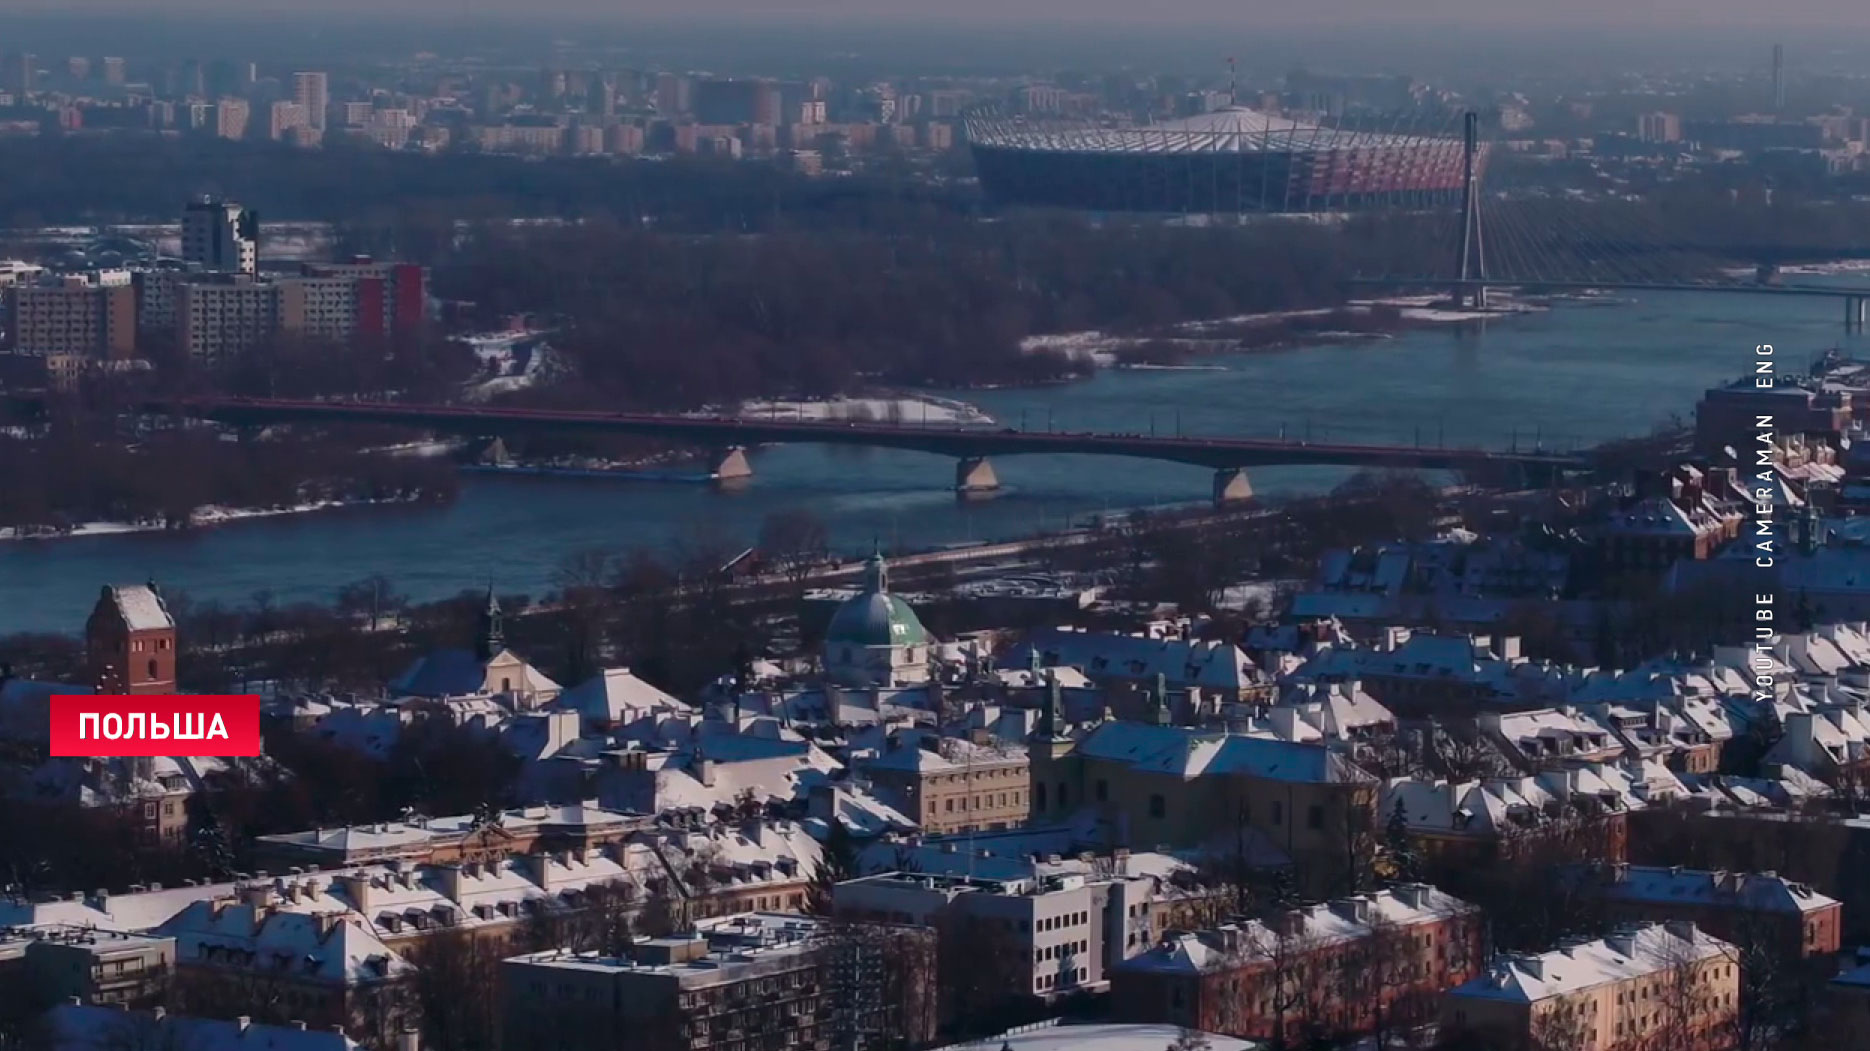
[967,106,1451,155]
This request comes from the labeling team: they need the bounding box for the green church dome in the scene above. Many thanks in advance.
[825,551,929,648]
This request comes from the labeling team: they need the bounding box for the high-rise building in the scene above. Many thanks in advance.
[1637,112,1682,144]
[179,58,205,98]
[214,97,251,141]
[693,77,779,125]
[1773,43,1786,111]
[65,57,90,80]
[204,58,251,97]
[4,52,37,97]
[100,56,125,86]
[653,72,690,115]
[269,99,307,141]
[181,197,259,276]
[292,71,329,132]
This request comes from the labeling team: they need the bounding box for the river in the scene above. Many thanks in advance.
[2,283,1864,634]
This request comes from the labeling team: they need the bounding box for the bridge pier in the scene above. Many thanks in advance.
[955,456,1001,497]
[1453,284,1488,311]
[1848,296,1866,333]
[1211,468,1254,507]
[710,446,753,487]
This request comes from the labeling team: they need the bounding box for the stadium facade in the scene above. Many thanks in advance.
[965,106,1482,216]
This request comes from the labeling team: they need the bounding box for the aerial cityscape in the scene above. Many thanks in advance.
[5,4,1870,1050]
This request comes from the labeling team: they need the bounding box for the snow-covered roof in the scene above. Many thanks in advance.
[556,667,692,728]
[390,647,559,699]
[103,584,174,632]
[1073,722,1373,784]
[934,1022,1260,1051]
[159,901,412,986]
[1576,864,1834,915]
[46,1005,364,1051]
[1118,884,1476,977]
[1,824,820,944]
[862,730,1027,774]
[1448,923,1732,1003]
[1007,627,1261,692]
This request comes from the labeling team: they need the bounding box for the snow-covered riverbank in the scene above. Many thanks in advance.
[714,395,997,426]
[0,497,424,543]
[1020,293,1550,367]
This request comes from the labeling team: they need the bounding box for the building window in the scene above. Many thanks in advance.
[1308,805,1324,830]
[147,659,158,680]
[1149,794,1166,819]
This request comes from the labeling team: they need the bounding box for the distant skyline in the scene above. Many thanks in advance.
[12,0,1870,30]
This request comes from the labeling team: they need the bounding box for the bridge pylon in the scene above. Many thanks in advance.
[1455,111,1488,311]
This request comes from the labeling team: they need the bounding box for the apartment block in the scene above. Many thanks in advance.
[499,913,936,1051]
[293,71,330,132]
[4,927,176,1007]
[278,276,362,344]
[1112,885,1485,1042]
[1566,863,1841,960]
[298,257,428,335]
[1441,922,1738,1051]
[836,863,1169,1000]
[177,275,280,363]
[4,275,136,359]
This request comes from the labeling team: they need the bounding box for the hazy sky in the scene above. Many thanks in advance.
[16,0,1870,30]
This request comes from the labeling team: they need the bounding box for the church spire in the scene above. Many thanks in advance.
[476,584,504,662]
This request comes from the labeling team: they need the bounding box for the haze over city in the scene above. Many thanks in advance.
[4,3,1870,1051]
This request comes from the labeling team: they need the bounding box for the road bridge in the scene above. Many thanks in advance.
[64,395,1593,506]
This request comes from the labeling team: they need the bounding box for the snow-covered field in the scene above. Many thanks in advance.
[1214,580,1301,612]
[720,396,996,426]
[458,330,560,403]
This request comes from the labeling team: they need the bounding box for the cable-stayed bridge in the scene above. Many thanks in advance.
[1348,112,1870,329]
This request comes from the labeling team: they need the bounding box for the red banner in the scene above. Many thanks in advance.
[49,695,261,757]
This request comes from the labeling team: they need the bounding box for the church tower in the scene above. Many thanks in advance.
[476,586,504,662]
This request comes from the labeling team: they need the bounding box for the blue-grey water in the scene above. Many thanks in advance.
[2,284,1864,634]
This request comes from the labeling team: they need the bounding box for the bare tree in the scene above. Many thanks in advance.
[1528,995,1593,1051]
[1651,929,1723,1051]
[935,912,1038,1041]
[405,928,505,1051]
[1203,914,1332,1048]
[1339,910,1441,1050]
[758,508,830,590]
[817,918,939,1051]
